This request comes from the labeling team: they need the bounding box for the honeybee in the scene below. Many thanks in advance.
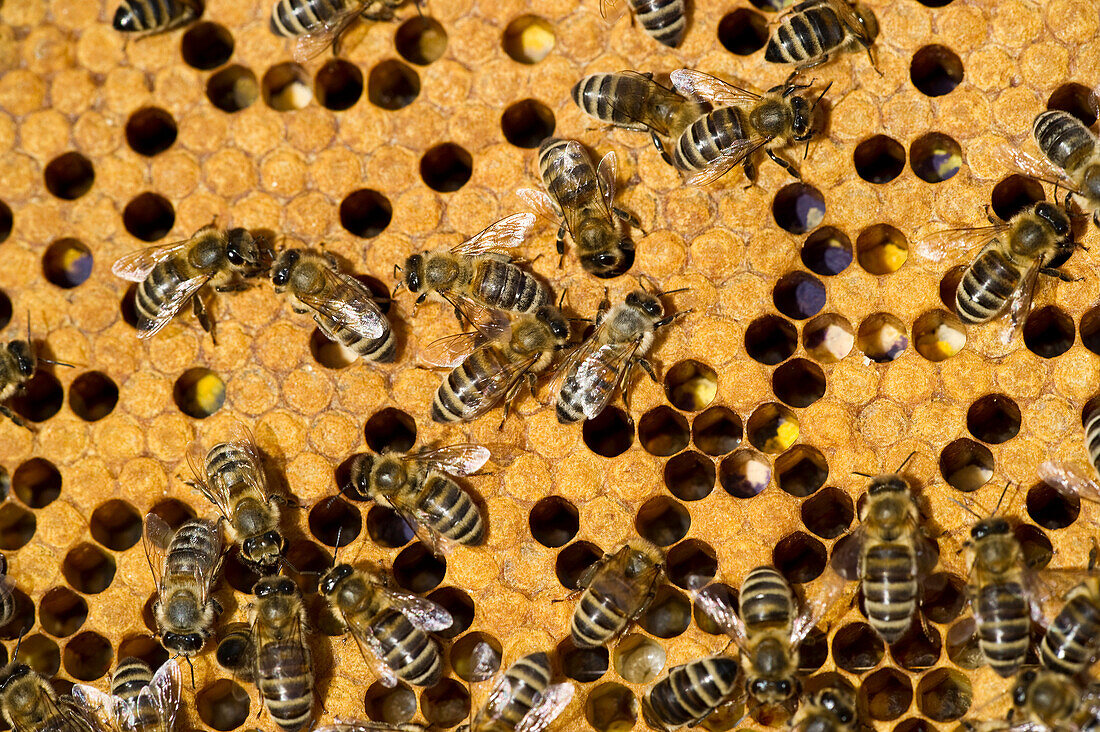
[0,319,73,430]
[112,224,266,341]
[788,684,858,732]
[249,576,314,732]
[188,438,286,575]
[397,213,550,326]
[570,538,664,647]
[1034,110,1100,226]
[1040,402,1100,517]
[831,466,935,644]
[112,0,200,36]
[571,72,708,147]
[696,567,848,712]
[270,0,412,62]
[424,307,570,426]
[552,287,686,424]
[918,201,1078,337]
[0,553,12,627]
[517,139,642,278]
[215,623,256,683]
[1038,576,1100,677]
[667,69,829,186]
[467,650,575,732]
[641,656,742,731]
[764,0,879,72]
[0,663,107,732]
[319,563,453,687]
[601,0,686,47]
[315,724,427,732]
[345,444,489,555]
[271,249,395,363]
[144,514,224,658]
[73,658,181,732]
[1008,669,1085,731]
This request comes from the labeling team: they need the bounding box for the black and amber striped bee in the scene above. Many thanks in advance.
[74,658,181,732]
[764,0,879,73]
[249,576,314,732]
[570,538,664,647]
[467,650,575,732]
[600,0,686,47]
[113,0,200,36]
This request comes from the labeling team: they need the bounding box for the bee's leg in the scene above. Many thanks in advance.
[766,149,800,179]
[612,206,647,235]
[742,157,758,189]
[556,224,567,267]
[796,54,829,72]
[637,358,658,383]
[984,205,1000,226]
[193,296,218,345]
[597,289,612,322]
[0,404,30,430]
[1040,267,1081,283]
[651,132,674,166]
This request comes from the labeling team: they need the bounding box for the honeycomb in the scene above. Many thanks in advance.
[1,0,1100,729]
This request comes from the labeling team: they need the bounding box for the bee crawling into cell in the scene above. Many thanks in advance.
[787,682,859,732]
[460,644,575,732]
[764,0,879,74]
[112,0,201,38]
[0,316,75,431]
[598,0,686,48]
[270,0,420,62]
[73,657,181,732]
[641,653,742,731]
[567,538,665,648]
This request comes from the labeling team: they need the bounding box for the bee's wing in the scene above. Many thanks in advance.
[419,330,491,369]
[407,444,492,476]
[136,272,211,339]
[316,724,429,732]
[516,188,561,224]
[298,268,388,340]
[341,614,401,688]
[462,351,544,421]
[692,583,751,654]
[596,150,618,215]
[685,136,768,187]
[469,640,501,682]
[292,4,362,63]
[111,238,196,282]
[1000,256,1043,345]
[142,513,173,592]
[1037,459,1100,505]
[989,142,1076,189]
[556,339,641,421]
[670,69,761,106]
[71,683,123,731]
[913,224,1005,263]
[826,0,871,38]
[599,0,629,23]
[0,574,14,627]
[194,520,225,603]
[450,213,535,256]
[828,526,866,581]
[1025,567,1096,622]
[515,682,576,732]
[145,658,182,732]
[790,568,852,644]
[186,442,232,521]
[60,694,116,732]
[385,588,454,632]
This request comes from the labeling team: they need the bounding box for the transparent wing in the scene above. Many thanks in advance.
[826,0,871,38]
[407,444,492,476]
[419,330,494,369]
[146,658,182,732]
[914,225,1005,263]
[989,142,1075,188]
[685,137,767,187]
[136,273,210,339]
[292,5,362,63]
[693,583,751,654]
[469,640,502,682]
[515,682,576,732]
[599,0,629,23]
[1026,567,1097,623]
[790,568,852,644]
[829,527,866,581]
[343,616,400,688]
[71,683,122,731]
[564,340,641,421]
[111,238,195,282]
[670,69,762,107]
[59,695,114,732]
[461,351,543,421]
[143,513,173,593]
[299,268,388,340]
[0,575,14,627]
[186,443,232,520]
[516,188,561,223]
[1037,460,1100,504]
[596,150,618,214]
[385,588,454,632]
[451,213,536,256]
[192,519,225,605]
[1001,258,1043,344]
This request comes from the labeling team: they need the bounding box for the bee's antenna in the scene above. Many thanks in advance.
[332,524,344,567]
[852,471,874,478]
[948,496,984,520]
[557,289,567,309]
[895,451,917,473]
[37,358,76,369]
[992,481,1013,517]
[657,287,689,296]
[812,81,833,110]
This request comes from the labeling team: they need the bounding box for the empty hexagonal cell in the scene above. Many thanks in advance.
[893,719,935,732]
[557,637,609,683]
[502,15,555,64]
[745,315,797,365]
[396,16,448,64]
[857,313,908,362]
[890,626,941,671]
[173,368,225,418]
[13,457,61,508]
[614,634,666,684]
[772,183,826,234]
[528,496,579,547]
[967,394,1021,444]
[856,224,907,275]
[150,498,197,530]
[62,542,115,594]
[69,371,119,422]
[197,679,251,731]
[693,583,737,635]
[664,451,715,501]
[501,99,556,148]
[427,587,474,638]
[746,403,799,454]
[0,291,10,329]
[63,630,113,681]
[1080,306,1100,355]
[803,313,855,363]
[921,572,967,624]
[392,542,446,593]
[365,680,417,724]
[775,445,827,498]
[635,496,690,546]
[0,503,36,550]
[718,8,768,55]
[639,586,691,638]
[772,358,826,408]
[860,668,913,721]
[1047,82,1099,125]
[939,438,993,492]
[664,360,718,411]
[1016,523,1053,569]
[692,406,742,456]
[365,408,417,453]
[638,406,690,456]
[910,132,962,183]
[308,496,361,547]
[853,135,906,184]
[450,632,501,682]
[368,59,420,110]
[314,59,363,110]
[117,635,169,671]
[802,227,853,276]
[1027,481,1079,530]
[831,622,884,673]
[719,449,771,498]
[666,539,717,591]
[8,369,64,424]
[44,152,95,200]
[939,265,967,312]
[43,238,93,288]
[912,309,965,362]
[916,668,971,721]
[39,587,87,638]
[773,271,826,320]
[555,541,603,589]
[422,678,471,728]
[205,65,258,113]
[910,44,963,96]
[181,21,234,69]
[223,546,261,594]
[583,406,635,457]
[285,541,331,596]
[991,174,1045,221]
[340,189,392,238]
[1023,305,1074,358]
[800,487,853,539]
[420,143,472,192]
[125,107,178,156]
[18,634,60,677]
[773,531,826,583]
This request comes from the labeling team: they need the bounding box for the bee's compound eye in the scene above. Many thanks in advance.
[278,579,296,595]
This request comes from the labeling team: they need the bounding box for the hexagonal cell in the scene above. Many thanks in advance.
[772,358,826,408]
[1023,305,1074,358]
[772,183,826,234]
[1026,481,1079,530]
[197,679,251,731]
[582,406,635,457]
[557,637,609,683]
[910,44,963,96]
[13,457,61,508]
[586,682,637,732]
[938,438,993,492]
[856,224,908,275]
[831,622,884,673]
[921,572,966,624]
[910,132,962,183]
[0,503,36,550]
[392,542,446,593]
[117,635,169,671]
[365,407,417,453]
[309,327,357,369]
[173,368,225,418]
[125,107,178,156]
[916,668,971,721]
[396,16,448,65]
[773,271,826,320]
[746,403,799,454]
[307,496,361,547]
[149,498,197,530]
[693,583,737,635]
[501,99,556,148]
[421,678,471,728]
[773,531,826,583]
[62,542,115,594]
[800,487,853,539]
[44,152,95,200]
[745,315,797,365]
[62,630,113,681]
[1047,82,1099,125]
[314,58,363,110]
[427,587,474,638]
[529,495,579,547]
[719,449,771,498]
[420,142,472,192]
[69,371,119,421]
[635,496,690,546]
[450,632,501,682]
[1080,306,1100,355]
[891,626,941,671]
[365,681,417,724]
[717,8,768,55]
[368,59,420,110]
[223,546,261,594]
[853,135,905,184]
[945,618,982,669]
[693,406,742,456]
[666,539,717,591]
[8,369,64,423]
[912,309,965,362]
[802,227,853,276]
[939,265,967,311]
[555,541,604,590]
[991,174,1045,221]
[18,634,60,677]
[502,15,555,64]
[857,313,908,362]
[664,360,718,411]
[860,668,913,721]
[664,451,715,501]
[614,633,666,684]
[39,586,88,638]
[43,238,93,288]
[893,719,935,732]
[803,313,855,363]
[640,586,691,638]
[205,65,258,113]
[284,541,332,595]
[966,394,1021,444]
[775,445,827,498]
[181,21,234,69]
[1016,523,1053,569]
[638,406,690,456]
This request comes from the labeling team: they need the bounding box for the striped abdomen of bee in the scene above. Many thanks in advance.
[475,653,553,732]
[955,244,1022,324]
[765,2,849,66]
[1039,579,1100,676]
[642,656,741,731]
[412,471,485,545]
[431,345,515,424]
[673,107,750,176]
[627,0,686,47]
[270,0,352,37]
[324,312,396,362]
[113,0,199,34]
[469,258,550,314]
[371,607,444,686]
[538,139,600,217]
[740,566,795,630]
[975,578,1030,677]
[1086,403,1100,472]
[572,73,658,132]
[165,520,222,580]
[206,442,262,493]
[1034,110,1097,173]
[255,641,313,732]
[571,586,631,647]
[858,541,917,643]
[111,657,160,728]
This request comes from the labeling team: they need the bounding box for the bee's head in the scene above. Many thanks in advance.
[270,249,300,288]
[749,676,799,704]
[225,228,264,275]
[403,254,424,293]
[319,563,354,597]
[242,531,285,570]
[6,341,35,378]
[536,307,570,342]
[1034,201,1072,236]
[789,94,815,141]
[852,4,879,43]
[253,576,297,598]
[161,632,205,655]
[970,516,1010,541]
[625,289,664,318]
[581,237,635,279]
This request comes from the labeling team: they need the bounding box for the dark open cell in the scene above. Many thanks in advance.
[393,542,446,593]
[0,200,11,243]
[40,587,87,638]
[634,496,690,546]
[0,587,34,639]
[692,583,737,635]
[340,189,392,238]
[745,315,797,365]
[991,174,1045,221]
[0,503,35,550]
[172,368,225,418]
[63,630,113,681]
[422,678,470,728]
[13,457,61,508]
[43,238,93,288]
[501,99,556,148]
[555,540,603,590]
[307,496,362,547]
[309,327,356,369]
[1015,523,1053,569]
[639,585,691,638]
[910,132,962,183]
[1023,305,1074,358]
[891,625,942,671]
[585,682,637,732]
[773,531,826,583]
[853,135,906,184]
[894,720,935,732]
[427,586,474,638]
[502,15,555,64]
[717,8,768,55]
[860,668,913,721]
[223,546,261,594]
[284,541,331,595]
[666,539,717,590]
[1047,82,1099,126]
[939,438,994,492]
[149,498,196,530]
[262,62,311,111]
[366,505,416,548]
[62,543,115,594]
[692,406,742,456]
[832,622,884,673]
[0,290,10,329]
[69,371,119,422]
[1027,481,1079,530]
[772,183,826,234]
[801,226,853,275]
[181,21,234,70]
[773,271,826,320]
[18,634,60,677]
[939,265,967,312]
[44,152,94,200]
[582,406,634,457]
[364,407,417,453]
[125,107,178,156]
[197,679,251,731]
[420,143,472,192]
[772,358,826,408]
[117,635,169,671]
[663,450,715,501]
[800,627,829,672]
[922,572,967,624]
[368,59,421,110]
[8,370,64,423]
[800,486,853,539]
[910,44,964,96]
[916,668,972,721]
[123,192,175,242]
[664,359,717,411]
[966,393,1020,444]
[719,449,771,498]
[315,59,363,110]
[557,637,609,682]
[395,16,448,65]
[1080,306,1100,355]
[529,495,579,547]
[120,284,139,328]
[90,499,142,551]
[206,65,258,112]
[775,445,828,498]
[451,632,501,682]
[365,681,417,723]
[946,618,982,669]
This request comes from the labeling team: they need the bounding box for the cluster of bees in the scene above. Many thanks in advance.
[0,0,1099,731]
